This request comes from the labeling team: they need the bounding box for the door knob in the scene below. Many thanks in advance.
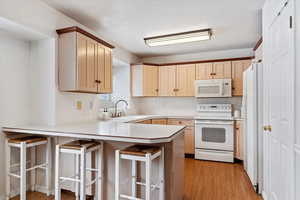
[268,125,272,132]
[263,126,268,131]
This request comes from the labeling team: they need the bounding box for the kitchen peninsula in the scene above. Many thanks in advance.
[3,117,185,200]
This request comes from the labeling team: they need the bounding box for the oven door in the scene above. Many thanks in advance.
[195,120,234,151]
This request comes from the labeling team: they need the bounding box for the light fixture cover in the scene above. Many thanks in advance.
[144,29,212,47]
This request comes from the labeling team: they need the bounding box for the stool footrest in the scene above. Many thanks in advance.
[8,173,21,179]
[120,194,143,200]
[136,181,160,191]
[26,163,47,172]
[60,176,81,183]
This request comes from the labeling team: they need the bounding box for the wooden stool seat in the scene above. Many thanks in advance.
[120,145,160,156]
[8,136,47,144]
[61,140,101,150]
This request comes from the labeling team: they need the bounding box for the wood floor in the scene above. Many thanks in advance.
[10,158,262,200]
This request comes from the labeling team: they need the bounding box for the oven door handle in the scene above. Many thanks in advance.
[195,121,234,125]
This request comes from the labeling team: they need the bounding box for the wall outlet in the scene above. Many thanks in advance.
[76,100,82,110]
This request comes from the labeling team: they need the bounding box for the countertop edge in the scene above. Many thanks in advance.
[2,126,186,144]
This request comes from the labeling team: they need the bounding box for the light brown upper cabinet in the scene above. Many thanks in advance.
[231,59,252,96]
[57,26,114,94]
[158,65,177,96]
[143,65,159,96]
[213,61,232,79]
[196,61,231,80]
[195,63,213,80]
[131,65,158,97]
[158,65,195,97]
[176,64,196,96]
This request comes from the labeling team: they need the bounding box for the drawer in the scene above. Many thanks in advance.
[167,119,194,126]
[152,118,167,125]
[137,119,152,124]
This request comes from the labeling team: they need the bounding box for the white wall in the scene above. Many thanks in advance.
[29,39,56,125]
[142,48,253,63]
[0,31,32,199]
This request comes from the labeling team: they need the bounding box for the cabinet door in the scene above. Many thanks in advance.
[184,127,195,154]
[158,66,176,96]
[195,63,213,80]
[97,44,105,92]
[176,64,196,96]
[86,38,98,92]
[234,121,243,160]
[77,33,88,91]
[213,61,232,79]
[143,65,158,96]
[231,60,252,96]
[103,48,112,93]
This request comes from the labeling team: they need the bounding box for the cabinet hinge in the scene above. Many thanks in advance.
[290,16,293,29]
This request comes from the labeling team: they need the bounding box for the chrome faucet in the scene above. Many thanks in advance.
[112,99,129,117]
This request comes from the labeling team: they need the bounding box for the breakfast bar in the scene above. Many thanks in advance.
[3,119,185,200]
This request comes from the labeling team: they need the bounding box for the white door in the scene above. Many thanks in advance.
[264,1,295,200]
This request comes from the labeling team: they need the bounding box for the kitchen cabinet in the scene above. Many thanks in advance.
[152,118,167,125]
[137,119,152,124]
[213,61,232,79]
[158,65,176,96]
[231,59,252,96]
[234,120,243,160]
[131,65,158,97]
[184,127,195,154]
[158,64,195,97]
[176,64,196,96]
[167,119,195,154]
[195,61,231,80]
[57,27,114,93]
[143,65,159,96]
[195,63,213,80]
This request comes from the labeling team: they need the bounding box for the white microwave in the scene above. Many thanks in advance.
[195,79,232,98]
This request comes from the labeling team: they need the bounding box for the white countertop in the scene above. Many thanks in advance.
[2,116,186,144]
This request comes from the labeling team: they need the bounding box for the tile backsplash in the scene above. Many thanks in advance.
[131,97,242,116]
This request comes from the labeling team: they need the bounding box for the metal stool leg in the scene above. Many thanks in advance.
[145,153,151,200]
[115,150,120,200]
[80,147,86,200]
[20,142,27,200]
[5,138,11,200]
[55,145,61,200]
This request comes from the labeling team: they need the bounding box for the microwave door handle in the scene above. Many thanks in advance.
[220,82,224,96]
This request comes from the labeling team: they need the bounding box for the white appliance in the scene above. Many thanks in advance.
[195,104,234,163]
[194,79,232,98]
[242,61,263,193]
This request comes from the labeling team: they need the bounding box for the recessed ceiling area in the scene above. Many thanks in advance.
[41,0,264,57]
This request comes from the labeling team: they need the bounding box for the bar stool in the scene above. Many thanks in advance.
[55,140,103,200]
[5,135,52,200]
[115,145,165,200]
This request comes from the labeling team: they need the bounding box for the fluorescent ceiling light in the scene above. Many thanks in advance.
[144,29,212,47]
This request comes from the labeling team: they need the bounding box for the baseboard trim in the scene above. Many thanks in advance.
[185,153,195,158]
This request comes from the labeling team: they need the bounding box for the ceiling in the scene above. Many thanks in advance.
[42,0,264,58]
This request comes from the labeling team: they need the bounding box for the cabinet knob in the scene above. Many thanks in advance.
[95,80,101,84]
[155,89,159,92]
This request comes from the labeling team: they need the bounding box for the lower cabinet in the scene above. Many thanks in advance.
[167,119,195,155]
[184,126,195,154]
[137,119,152,124]
[151,118,167,125]
[135,118,195,155]
[234,121,243,160]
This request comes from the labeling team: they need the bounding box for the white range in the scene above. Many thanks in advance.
[194,104,234,163]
